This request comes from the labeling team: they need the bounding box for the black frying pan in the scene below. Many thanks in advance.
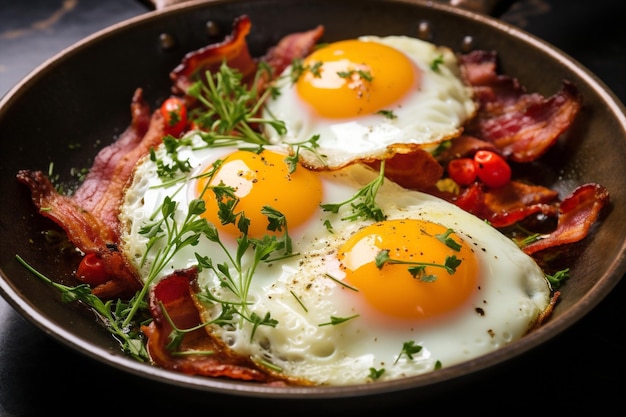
[1,0,625,410]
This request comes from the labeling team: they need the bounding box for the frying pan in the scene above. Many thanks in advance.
[1,0,625,410]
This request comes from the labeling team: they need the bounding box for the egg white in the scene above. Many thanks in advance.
[263,35,477,170]
[119,136,551,386]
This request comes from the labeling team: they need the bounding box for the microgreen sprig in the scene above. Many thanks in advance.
[15,255,150,361]
[368,367,385,381]
[435,228,462,252]
[187,60,285,145]
[283,134,328,173]
[125,196,215,329]
[394,341,423,364]
[150,135,193,180]
[321,160,386,222]
[187,172,293,341]
[377,109,397,120]
[318,314,359,327]
[545,268,570,289]
[375,249,462,282]
[289,58,323,83]
[430,54,445,71]
[337,69,374,82]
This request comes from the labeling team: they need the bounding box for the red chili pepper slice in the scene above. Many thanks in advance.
[160,97,188,137]
[473,150,512,188]
[76,252,109,286]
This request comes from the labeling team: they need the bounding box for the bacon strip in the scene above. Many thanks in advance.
[73,89,163,242]
[523,183,610,255]
[16,170,114,251]
[171,14,324,95]
[16,89,165,297]
[436,134,498,163]
[142,267,296,384]
[17,89,159,245]
[472,81,582,162]
[367,150,443,192]
[170,15,256,95]
[460,50,583,162]
[450,181,559,228]
[260,23,324,80]
[15,168,144,298]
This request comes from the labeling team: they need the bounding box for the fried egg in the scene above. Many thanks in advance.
[263,35,477,169]
[119,135,551,386]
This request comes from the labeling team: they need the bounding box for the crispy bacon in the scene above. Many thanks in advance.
[171,15,324,95]
[73,89,163,242]
[16,89,165,297]
[15,168,143,298]
[460,50,583,162]
[17,170,114,251]
[171,15,256,95]
[523,183,610,255]
[260,23,324,83]
[445,49,608,252]
[449,181,559,228]
[367,150,443,192]
[436,134,498,163]
[142,267,300,385]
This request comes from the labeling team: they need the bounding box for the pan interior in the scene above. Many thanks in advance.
[1,0,625,401]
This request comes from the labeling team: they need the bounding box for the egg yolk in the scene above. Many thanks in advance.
[338,219,478,320]
[296,39,418,118]
[196,149,323,238]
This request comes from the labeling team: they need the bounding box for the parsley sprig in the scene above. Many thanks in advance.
[150,135,193,179]
[318,314,359,327]
[430,54,445,71]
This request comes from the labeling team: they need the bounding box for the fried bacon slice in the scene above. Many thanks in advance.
[449,181,559,228]
[142,267,306,385]
[523,183,610,255]
[72,89,163,242]
[460,50,583,163]
[440,49,609,253]
[436,134,498,163]
[171,14,324,94]
[16,89,163,298]
[170,15,256,95]
[367,150,443,192]
[259,22,324,86]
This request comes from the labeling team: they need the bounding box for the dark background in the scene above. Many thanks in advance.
[1,0,625,415]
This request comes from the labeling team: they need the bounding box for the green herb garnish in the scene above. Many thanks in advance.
[394,341,423,364]
[375,249,462,282]
[321,160,386,222]
[318,314,360,327]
